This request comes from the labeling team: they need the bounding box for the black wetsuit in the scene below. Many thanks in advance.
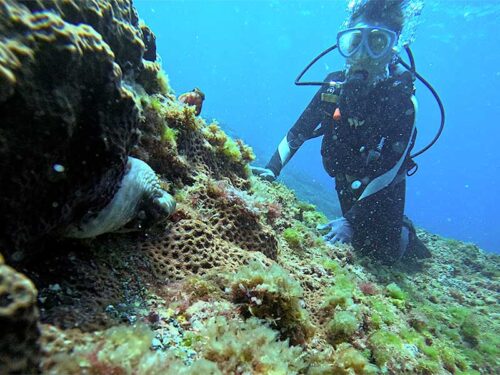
[266,68,418,263]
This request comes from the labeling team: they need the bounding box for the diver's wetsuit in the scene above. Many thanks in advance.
[266,68,419,263]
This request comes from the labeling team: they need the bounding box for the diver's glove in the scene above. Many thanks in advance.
[250,166,276,182]
[317,217,353,244]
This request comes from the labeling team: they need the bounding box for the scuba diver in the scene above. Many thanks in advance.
[252,0,436,264]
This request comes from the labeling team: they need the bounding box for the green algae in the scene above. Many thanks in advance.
[367,296,398,327]
[461,314,480,346]
[327,310,360,345]
[46,317,304,375]
[321,258,343,274]
[162,125,179,147]
[302,209,328,228]
[149,96,164,113]
[282,222,320,252]
[368,330,403,367]
[283,227,304,250]
[196,317,306,374]
[155,69,170,96]
[385,282,407,301]
[228,261,315,345]
[46,324,191,374]
[202,122,255,165]
[322,274,356,311]
[307,343,378,375]
[221,137,243,162]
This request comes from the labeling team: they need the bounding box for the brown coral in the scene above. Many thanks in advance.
[133,99,252,193]
[21,0,148,75]
[30,236,162,332]
[140,215,275,282]
[0,0,150,259]
[0,260,40,374]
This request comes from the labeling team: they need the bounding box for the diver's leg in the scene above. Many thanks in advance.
[350,180,406,263]
[400,216,432,260]
[374,180,406,263]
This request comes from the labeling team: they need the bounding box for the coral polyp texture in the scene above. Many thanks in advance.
[0,1,499,375]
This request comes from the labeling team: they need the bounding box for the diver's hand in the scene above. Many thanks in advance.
[250,166,276,182]
[317,217,353,244]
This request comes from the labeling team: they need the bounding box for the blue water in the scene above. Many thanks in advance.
[135,0,500,253]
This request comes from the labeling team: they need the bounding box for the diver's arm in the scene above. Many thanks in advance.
[266,87,329,177]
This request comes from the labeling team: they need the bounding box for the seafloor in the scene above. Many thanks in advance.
[0,1,498,374]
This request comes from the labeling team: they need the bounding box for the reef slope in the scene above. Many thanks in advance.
[0,1,498,374]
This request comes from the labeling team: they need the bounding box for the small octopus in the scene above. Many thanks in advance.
[178,87,205,116]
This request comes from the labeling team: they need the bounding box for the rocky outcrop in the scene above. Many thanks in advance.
[0,0,166,260]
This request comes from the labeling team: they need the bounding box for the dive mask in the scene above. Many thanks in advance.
[337,27,397,59]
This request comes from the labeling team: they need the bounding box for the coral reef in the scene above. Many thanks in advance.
[41,316,305,375]
[0,1,499,375]
[65,157,176,238]
[196,316,305,374]
[227,261,315,345]
[0,254,40,374]
[0,0,172,260]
